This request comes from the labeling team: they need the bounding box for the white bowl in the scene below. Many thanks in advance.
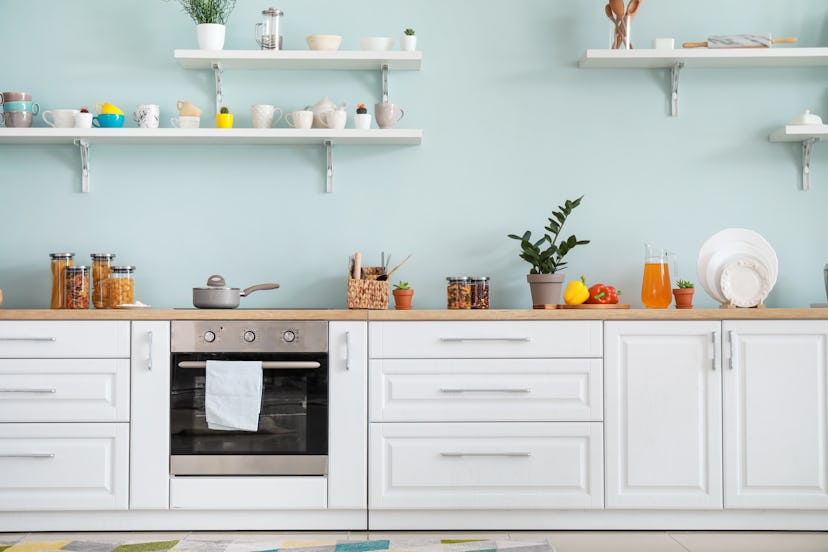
[306,34,342,51]
[360,37,394,51]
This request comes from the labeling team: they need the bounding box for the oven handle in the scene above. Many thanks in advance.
[176,361,321,370]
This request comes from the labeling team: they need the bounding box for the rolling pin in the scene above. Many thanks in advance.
[682,34,797,48]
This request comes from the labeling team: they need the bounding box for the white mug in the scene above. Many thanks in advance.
[42,109,80,128]
[286,110,314,129]
[74,112,93,128]
[320,109,347,130]
[171,116,200,129]
[134,104,160,128]
[251,104,283,129]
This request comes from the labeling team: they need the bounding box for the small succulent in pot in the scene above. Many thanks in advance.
[216,105,234,128]
[676,279,694,289]
[404,28,415,36]
[392,281,414,310]
[393,281,410,290]
[400,28,417,51]
[673,279,695,309]
[354,103,371,129]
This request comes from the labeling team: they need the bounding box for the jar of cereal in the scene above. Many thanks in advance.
[106,266,135,308]
[446,276,472,309]
[90,253,116,309]
[64,265,90,309]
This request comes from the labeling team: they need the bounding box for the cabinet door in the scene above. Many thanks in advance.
[0,321,130,358]
[605,321,722,509]
[724,321,828,509]
[327,322,367,510]
[130,321,170,509]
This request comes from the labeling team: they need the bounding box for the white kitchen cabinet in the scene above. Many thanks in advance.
[723,321,828,509]
[0,321,130,358]
[605,321,723,509]
[129,321,170,510]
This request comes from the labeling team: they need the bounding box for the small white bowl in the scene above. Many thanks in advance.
[360,37,394,51]
[306,34,342,51]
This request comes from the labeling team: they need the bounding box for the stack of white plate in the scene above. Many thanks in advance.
[696,229,778,307]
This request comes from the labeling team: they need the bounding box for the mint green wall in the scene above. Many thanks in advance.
[1,0,827,309]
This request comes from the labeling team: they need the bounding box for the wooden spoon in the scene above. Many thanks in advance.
[609,0,625,22]
[605,3,622,48]
[376,254,412,281]
[626,0,641,19]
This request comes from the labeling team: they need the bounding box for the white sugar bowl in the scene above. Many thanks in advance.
[790,110,823,125]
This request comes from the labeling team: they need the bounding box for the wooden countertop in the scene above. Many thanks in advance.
[1,308,827,321]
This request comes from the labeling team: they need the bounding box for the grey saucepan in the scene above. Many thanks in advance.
[192,274,280,309]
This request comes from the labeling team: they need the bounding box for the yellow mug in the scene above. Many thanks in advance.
[95,102,124,115]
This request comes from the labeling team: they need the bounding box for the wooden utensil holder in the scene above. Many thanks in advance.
[347,266,389,309]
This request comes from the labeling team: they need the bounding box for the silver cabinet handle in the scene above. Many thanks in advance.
[0,388,56,394]
[0,337,56,342]
[439,388,531,393]
[146,330,153,371]
[729,330,737,371]
[440,337,531,343]
[0,453,55,458]
[345,331,352,371]
[712,331,719,371]
[440,452,531,457]
[177,361,320,370]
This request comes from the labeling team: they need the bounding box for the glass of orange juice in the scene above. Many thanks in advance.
[641,244,673,308]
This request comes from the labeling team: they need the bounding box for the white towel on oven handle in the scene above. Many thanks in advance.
[205,360,263,432]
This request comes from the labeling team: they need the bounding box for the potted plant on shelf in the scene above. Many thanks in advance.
[392,281,414,310]
[173,0,237,50]
[216,105,233,128]
[400,28,417,52]
[673,279,695,309]
[508,196,589,306]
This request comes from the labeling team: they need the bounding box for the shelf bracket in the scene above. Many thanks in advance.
[802,137,818,191]
[670,62,684,117]
[74,139,90,193]
[325,139,334,193]
[381,63,390,103]
[212,62,224,114]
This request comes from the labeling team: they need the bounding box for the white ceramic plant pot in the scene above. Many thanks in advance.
[400,35,417,52]
[197,23,226,50]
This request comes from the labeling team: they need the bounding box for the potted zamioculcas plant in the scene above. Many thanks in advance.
[392,281,414,310]
[673,279,695,309]
[508,196,589,306]
[400,28,417,51]
[173,0,237,50]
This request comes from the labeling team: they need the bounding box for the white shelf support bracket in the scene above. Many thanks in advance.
[802,138,818,191]
[381,63,390,103]
[74,139,90,193]
[325,140,334,193]
[212,62,224,114]
[670,62,684,117]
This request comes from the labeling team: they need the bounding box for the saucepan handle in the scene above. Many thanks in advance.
[240,283,281,297]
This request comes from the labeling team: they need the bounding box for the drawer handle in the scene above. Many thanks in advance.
[440,452,532,458]
[0,388,56,394]
[439,337,532,343]
[177,361,321,370]
[0,453,55,458]
[440,388,531,394]
[0,337,56,342]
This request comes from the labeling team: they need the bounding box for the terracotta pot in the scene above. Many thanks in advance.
[393,289,414,310]
[527,273,565,306]
[673,288,695,309]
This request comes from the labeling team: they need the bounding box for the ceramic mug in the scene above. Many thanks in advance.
[3,101,39,114]
[286,110,314,129]
[251,104,283,129]
[95,101,123,115]
[93,113,125,128]
[1,91,31,104]
[320,109,347,130]
[374,102,405,129]
[42,109,80,128]
[171,115,200,129]
[176,100,202,117]
[133,104,160,128]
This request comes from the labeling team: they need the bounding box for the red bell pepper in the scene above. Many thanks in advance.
[585,283,620,304]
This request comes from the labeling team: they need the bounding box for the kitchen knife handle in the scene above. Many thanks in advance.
[682,41,708,48]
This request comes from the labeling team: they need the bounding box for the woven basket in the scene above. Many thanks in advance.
[347,266,389,309]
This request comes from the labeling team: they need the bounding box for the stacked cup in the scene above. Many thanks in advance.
[172,100,202,128]
[93,102,125,128]
[1,91,39,128]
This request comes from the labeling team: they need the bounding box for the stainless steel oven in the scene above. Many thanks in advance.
[170,320,328,476]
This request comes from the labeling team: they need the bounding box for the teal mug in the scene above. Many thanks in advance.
[1,101,39,114]
[92,113,125,128]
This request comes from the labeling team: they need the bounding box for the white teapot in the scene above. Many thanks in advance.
[304,97,345,128]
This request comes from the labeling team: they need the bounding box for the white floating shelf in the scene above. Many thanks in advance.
[769,125,828,192]
[579,47,828,68]
[174,49,422,71]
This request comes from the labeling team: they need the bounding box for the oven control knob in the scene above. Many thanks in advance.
[282,330,296,343]
[243,330,256,343]
[203,331,216,343]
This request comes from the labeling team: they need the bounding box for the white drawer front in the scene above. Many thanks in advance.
[369,321,602,358]
[0,359,129,422]
[369,422,603,509]
[0,322,130,358]
[0,423,129,511]
[370,359,603,422]
[170,477,327,510]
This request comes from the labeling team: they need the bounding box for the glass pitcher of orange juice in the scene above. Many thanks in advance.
[641,244,673,308]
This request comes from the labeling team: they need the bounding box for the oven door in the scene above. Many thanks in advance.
[170,352,328,475]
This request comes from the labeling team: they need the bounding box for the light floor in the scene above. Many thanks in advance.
[3,531,828,552]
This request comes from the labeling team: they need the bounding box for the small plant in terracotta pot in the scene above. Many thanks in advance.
[673,279,695,309]
[392,281,414,310]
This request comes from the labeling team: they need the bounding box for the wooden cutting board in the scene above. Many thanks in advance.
[534,303,630,309]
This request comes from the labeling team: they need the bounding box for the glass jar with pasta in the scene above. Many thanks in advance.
[446,276,472,309]
[90,253,116,309]
[106,266,135,308]
[49,253,75,309]
[64,265,90,309]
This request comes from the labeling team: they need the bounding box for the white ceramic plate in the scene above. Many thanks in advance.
[720,257,771,308]
[697,228,778,304]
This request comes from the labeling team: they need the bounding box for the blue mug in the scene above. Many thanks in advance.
[2,101,39,114]
[93,113,125,128]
